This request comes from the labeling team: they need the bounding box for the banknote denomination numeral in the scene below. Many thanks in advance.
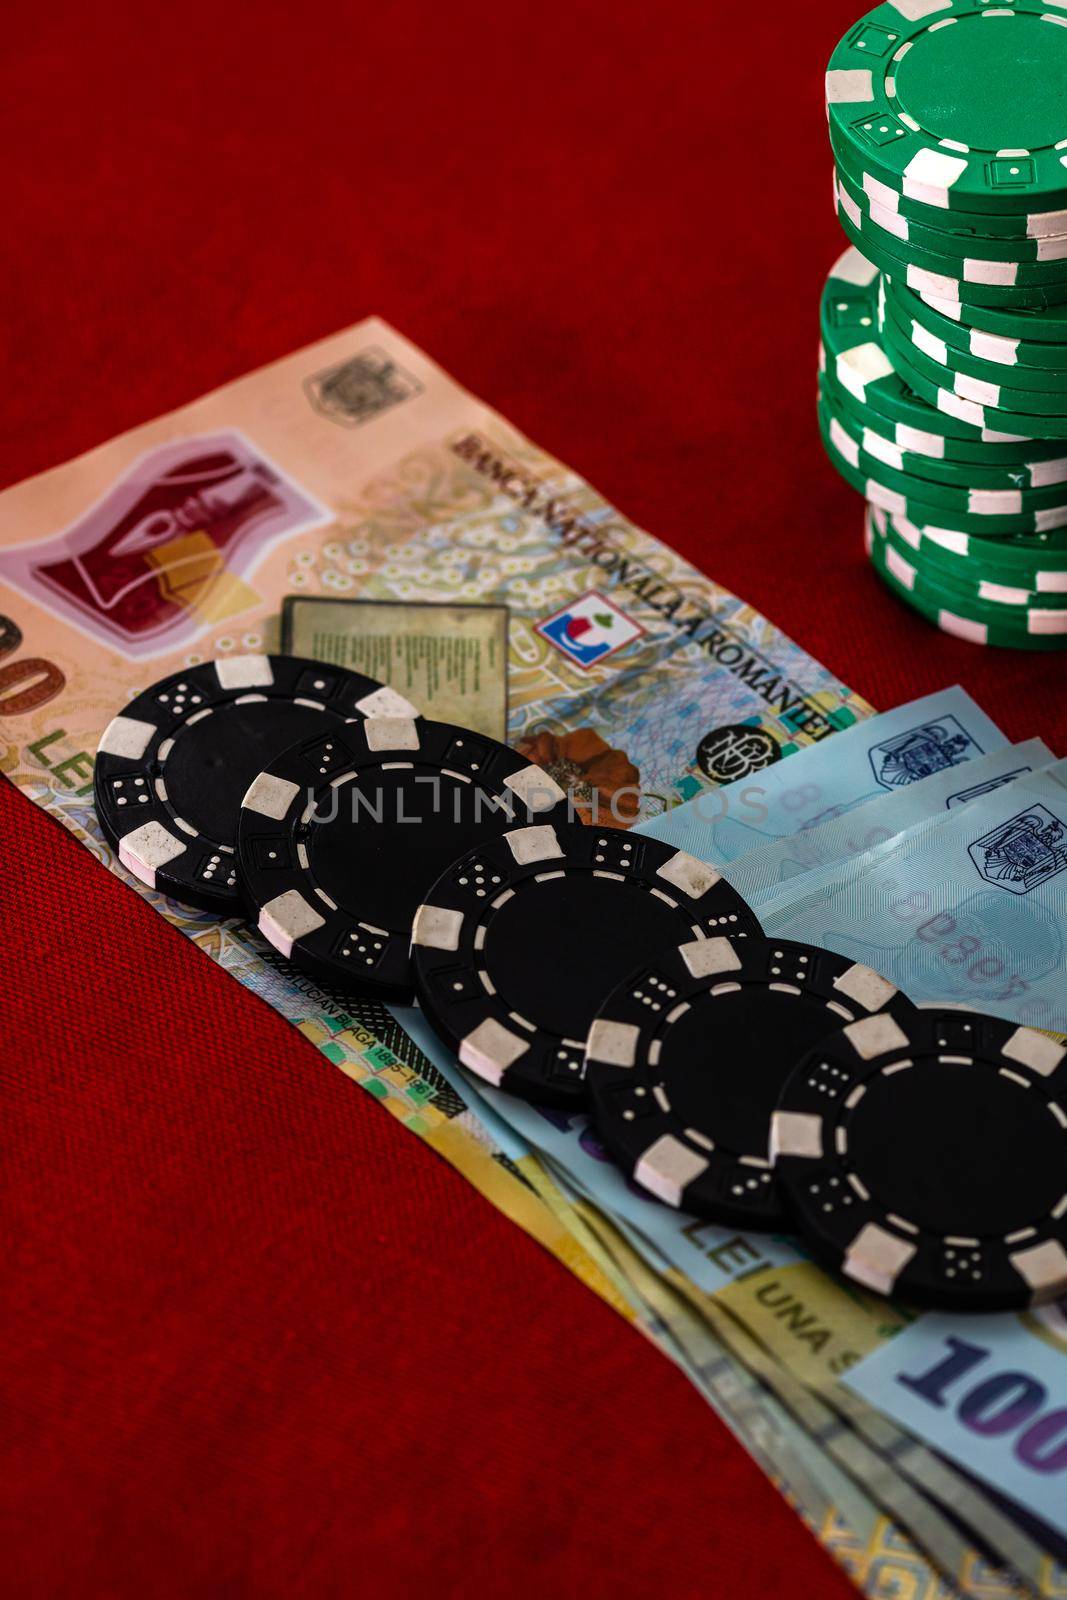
[0,619,65,715]
[898,1336,1067,1475]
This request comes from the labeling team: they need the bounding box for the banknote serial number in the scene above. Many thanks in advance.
[884,890,1067,1035]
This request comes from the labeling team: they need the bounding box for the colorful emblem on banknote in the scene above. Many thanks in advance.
[868,716,980,790]
[535,590,644,668]
[303,347,422,426]
[968,804,1067,895]
[0,431,328,656]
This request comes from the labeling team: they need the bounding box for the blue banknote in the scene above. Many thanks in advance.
[730,739,1053,909]
[636,687,1007,866]
[762,763,1067,1035]
[755,739,1055,921]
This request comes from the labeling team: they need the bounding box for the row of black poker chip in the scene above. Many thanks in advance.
[93,655,1067,1314]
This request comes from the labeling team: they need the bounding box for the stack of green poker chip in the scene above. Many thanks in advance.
[866,508,1067,651]
[880,292,1067,438]
[821,0,1067,649]
[819,385,1067,535]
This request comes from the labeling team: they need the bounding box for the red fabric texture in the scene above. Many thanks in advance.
[2,2,1060,1594]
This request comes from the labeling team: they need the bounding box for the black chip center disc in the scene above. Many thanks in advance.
[483,874,692,1043]
[308,767,517,933]
[167,699,335,847]
[657,989,856,1159]
[846,1060,1065,1238]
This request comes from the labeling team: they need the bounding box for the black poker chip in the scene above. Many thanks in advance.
[411,821,762,1108]
[585,936,914,1229]
[236,715,573,999]
[93,654,417,914]
[773,1008,1067,1311]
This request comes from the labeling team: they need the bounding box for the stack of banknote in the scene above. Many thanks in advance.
[1,320,1063,1600]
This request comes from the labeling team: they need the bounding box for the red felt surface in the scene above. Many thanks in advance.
[2,1,1060,1594]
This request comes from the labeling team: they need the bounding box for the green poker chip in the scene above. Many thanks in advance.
[867,504,1067,592]
[823,364,1067,474]
[836,162,1067,275]
[820,247,1055,445]
[866,517,1067,651]
[881,308,1067,440]
[827,0,1067,217]
[882,284,1067,406]
[881,295,1067,429]
[887,275,1067,373]
[831,128,1067,242]
[819,373,1067,489]
[819,395,1067,534]
[890,275,1067,343]
[886,296,1067,396]
[871,507,1067,612]
[821,378,1067,507]
[835,187,1067,310]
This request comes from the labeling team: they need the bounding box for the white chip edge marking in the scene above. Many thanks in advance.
[844,1223,917,1296]
[939,610,988,645]
[910,320,948,365]
[586,1018,640,1069]
[837,343,895,402]
[862,170,900,212]
[964,259,1018,288]
[656,850,723,901]
[863,427,904,470]
[259,889,326,957]
[98,714,158,760]
[830,415,861,468]
[885,541,917,588]
[634,1135,709,1208]
[970,329,1018,366]
[890,0,953,22]
[364,716,421,752]
[770,1111,823,1162]
[1029,207,1067,239]
[970,488,1022,516]
[459,1017,531,1086]
[833,964,898,1014]
[215,654,275,690]
[241,771,302,821]
[1029,610,1067,635]
[503,763,567,814]
[1002,1026,1067,1078]
[901,148,967,208]
[678,936,743,981]
[897,423,944,458]
[118,821,188,887]
[411,903,465,953]
[1030,457,1067,488]
[1010,1238,1067,1300]
[505,824,565,867]
[825,67,874,105]
[355,685,420,719]
[832,245,879,288]
[844,1013,912,1061]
